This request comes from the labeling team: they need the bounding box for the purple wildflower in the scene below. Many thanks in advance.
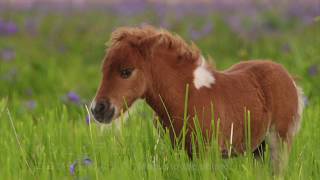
[69,162,77,175]
[25,100,37,110]
[6,21,18,35]
[308,65,318,76]
[111,0,147,16]
[67,91,81,104]
[85,115,90,125]
[70,157,92,175]
[0,20,18,35]
[303,96,309,106]
[83,158,92,165]
[0,48,16,61]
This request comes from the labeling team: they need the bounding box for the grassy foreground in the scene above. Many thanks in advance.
[0,10,319,179]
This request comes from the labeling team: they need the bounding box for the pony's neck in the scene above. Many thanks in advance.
[144,54,202,129]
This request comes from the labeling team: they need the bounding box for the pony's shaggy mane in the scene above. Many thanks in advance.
[106,26,200,60]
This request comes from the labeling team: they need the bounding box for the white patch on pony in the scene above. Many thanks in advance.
[193,56,215,89]
[99,100,142,131]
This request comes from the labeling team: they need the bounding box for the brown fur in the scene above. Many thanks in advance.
[92,25,303,172]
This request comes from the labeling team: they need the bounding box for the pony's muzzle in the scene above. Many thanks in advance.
[90,100,115,123]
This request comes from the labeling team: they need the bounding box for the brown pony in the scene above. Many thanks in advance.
[90,26,304,172]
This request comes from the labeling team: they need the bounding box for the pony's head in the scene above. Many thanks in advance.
[91,26,200,123]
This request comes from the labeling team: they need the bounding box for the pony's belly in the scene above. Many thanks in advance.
[215,93,270,154]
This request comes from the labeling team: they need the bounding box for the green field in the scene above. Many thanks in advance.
[0,7,320,179]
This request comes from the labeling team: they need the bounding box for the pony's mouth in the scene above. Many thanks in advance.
[91,100,141,125]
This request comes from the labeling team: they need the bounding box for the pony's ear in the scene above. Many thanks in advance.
[136,33,164,57]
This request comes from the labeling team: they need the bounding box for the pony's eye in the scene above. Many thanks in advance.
[120,68,134,79]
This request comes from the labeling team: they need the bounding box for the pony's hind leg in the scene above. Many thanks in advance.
[266,127,291,175]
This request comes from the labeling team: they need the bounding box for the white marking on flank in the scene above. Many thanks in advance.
[193,56,215,89]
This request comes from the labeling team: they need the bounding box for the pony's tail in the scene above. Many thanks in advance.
[290,79,305,138]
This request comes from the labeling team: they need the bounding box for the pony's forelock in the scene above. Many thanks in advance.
[106,25,200,61]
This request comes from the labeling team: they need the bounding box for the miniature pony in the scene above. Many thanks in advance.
[90,26,304,172]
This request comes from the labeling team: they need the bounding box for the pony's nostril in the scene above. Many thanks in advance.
[94,101,110,114]
[96,102,105,112]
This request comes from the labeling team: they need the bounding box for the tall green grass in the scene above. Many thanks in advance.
[1,98,320,179]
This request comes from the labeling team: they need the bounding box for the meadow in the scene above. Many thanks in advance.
[0,1,319,179]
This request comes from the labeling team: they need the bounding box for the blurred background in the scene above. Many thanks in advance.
[0,0,319,113]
